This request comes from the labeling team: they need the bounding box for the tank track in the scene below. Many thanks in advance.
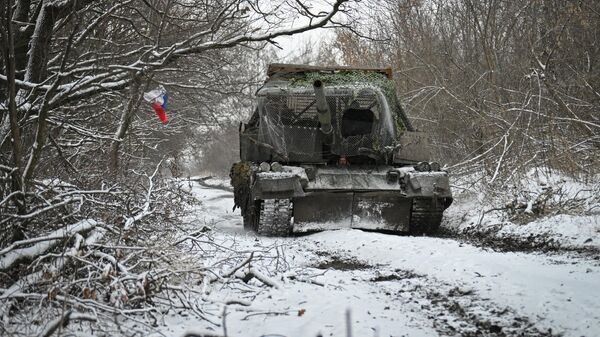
[409,198,444,235]
[243,201,256,231]
[256,199,292,236]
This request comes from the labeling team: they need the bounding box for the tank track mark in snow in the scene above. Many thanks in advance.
[257,199,292,236]
[410,198,444,235]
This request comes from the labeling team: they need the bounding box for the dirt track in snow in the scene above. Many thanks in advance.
[167,181,600,337]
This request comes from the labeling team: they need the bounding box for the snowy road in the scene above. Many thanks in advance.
[168,181,600,337]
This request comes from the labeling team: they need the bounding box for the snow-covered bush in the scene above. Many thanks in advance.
[445,168,600,252]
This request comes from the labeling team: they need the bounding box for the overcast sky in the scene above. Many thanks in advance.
[269,0,340,62]
[273,28,333,61]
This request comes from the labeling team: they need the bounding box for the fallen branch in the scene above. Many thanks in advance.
[37,310,72,337]
[0,227,105,319]
[182,331,224,337]
[0,234,73,256]
[247,267,281,289]
[0,219,98,270]
[37,310,97,337]
[287,275,325,287]
[221,252,253,278]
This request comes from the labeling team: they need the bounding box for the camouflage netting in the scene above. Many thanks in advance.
[230,162,253,211]
[286,70,412,132]
[255,70,411,160]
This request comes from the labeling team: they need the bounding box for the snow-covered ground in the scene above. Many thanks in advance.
[445,170,600,253]
[163,179,600,337]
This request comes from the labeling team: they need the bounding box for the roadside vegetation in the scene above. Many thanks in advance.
[1,0,599,336]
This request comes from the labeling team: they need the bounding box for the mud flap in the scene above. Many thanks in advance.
[351,192,411,232]
[292,192,411,233]
[293,192,353,232]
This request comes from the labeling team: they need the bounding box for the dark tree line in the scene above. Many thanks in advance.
[323,0,599,183]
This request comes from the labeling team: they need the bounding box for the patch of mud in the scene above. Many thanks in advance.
[312,256,372,271]
[191,177,234,192]
[423,287,558,337]
[371,269,422,282]
[314,250,332,257]
[205,194,233,201]
[374,271,561,337]
[437,226,600,261]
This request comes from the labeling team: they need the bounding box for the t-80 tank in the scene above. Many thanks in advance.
[230,64,452,236]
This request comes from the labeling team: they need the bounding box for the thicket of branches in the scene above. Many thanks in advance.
[322,0,600,184]
[0,0,350,335]
[3,0,597,333]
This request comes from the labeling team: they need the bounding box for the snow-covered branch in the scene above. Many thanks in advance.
[123,159,163,230]
[0,219,97,270]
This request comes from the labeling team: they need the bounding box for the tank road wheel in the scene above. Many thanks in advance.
[409,198,444,235]
[256,199,292,236]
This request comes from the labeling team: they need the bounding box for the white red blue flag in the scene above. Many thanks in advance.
[143,85,169,124]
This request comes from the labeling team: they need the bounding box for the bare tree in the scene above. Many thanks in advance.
[329,0,600,183]
[0,1,352,334]
[0,0,351,237]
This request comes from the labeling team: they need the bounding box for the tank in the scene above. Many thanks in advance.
[230,64,452,236]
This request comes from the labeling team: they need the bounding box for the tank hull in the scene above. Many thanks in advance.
[230,163,452,235]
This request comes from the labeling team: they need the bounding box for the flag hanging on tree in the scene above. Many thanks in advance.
[143,85,169,124]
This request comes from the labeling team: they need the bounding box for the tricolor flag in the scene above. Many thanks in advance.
[143,85,169,124]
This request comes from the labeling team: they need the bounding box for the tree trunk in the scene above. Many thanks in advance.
[1,0,26,239]
[110,77,143,173]
[12,0,34,74]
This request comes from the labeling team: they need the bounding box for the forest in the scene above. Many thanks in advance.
[1,0,599,336]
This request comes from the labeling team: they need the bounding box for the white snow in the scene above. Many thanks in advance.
[497,214,600,248]
[445,169,600,252]
[160,180,600,337]
[306,230,600,336]
[0,219,98,270]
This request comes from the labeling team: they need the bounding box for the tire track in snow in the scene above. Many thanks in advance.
[303,249,558,337]
[187,181,600,337]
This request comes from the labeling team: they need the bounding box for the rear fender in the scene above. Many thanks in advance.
[252,173,305,200]
[405,172,452,199]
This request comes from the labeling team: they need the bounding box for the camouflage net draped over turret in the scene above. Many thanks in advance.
[285,70,412,132]
[255,70,411,161]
